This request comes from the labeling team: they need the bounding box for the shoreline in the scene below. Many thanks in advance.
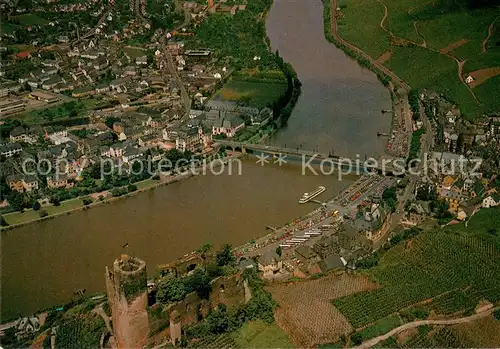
[0,155,239,231]
[323,0,412,159]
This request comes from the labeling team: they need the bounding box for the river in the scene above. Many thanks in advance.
[0,0,391,320]
[266,0,392,158]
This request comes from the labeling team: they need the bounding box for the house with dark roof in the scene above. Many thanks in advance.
[9,126,29,142]
[212,113,245,138]
[0,143,22,157]
[318,254,347,273]
[257,250,282,279]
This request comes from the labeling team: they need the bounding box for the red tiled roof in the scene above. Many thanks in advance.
[16,51,31,58]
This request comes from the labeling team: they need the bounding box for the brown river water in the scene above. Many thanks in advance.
[0,0,391,319]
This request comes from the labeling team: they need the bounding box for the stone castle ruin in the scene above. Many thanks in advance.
[105,254,150,349]
[105,254,252,347]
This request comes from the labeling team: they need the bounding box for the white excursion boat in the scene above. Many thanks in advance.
[299,186,326,204]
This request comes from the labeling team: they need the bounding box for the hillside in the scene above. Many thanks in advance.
[333,0,500,119]
[327,207,500,347]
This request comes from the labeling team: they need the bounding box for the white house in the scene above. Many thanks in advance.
[16,316,40,334]
[465,75,475,84]
[482,194,500,208]
[446,110,457,124]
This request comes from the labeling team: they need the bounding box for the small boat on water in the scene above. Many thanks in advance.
[299,186,326,204]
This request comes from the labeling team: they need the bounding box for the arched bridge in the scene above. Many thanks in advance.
[215,140,403,175]
[216,140,333,159]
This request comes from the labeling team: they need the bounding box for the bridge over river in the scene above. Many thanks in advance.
[215,140,403,175]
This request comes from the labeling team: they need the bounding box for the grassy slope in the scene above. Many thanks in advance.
[337,0,391,58]
[334,0,500,118]
[214,80,287,109]
[332,207,500,328]
[231,320,293,348]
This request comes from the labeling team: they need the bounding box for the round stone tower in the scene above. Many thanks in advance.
[105,255,149,349]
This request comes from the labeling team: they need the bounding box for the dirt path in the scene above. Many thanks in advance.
[482,16,499,53]
[455,58,480,103]
[330,0,410,90]
[93,303,113,334]
[377,0,393,37]
[352,306,500,349]
[368,0,478,103]
[413,21,427,47]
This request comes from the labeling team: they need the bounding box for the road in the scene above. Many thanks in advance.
[159,33,191,121]
[174,0,191,30]
[330,0,410,91]
[234,174,393,260]
[72,8,112,45]
[353,306,500,349]
[389,99,433,230]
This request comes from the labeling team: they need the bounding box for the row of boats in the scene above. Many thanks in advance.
[279,227,332,248]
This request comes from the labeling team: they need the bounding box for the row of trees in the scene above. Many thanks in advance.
[409,89,420,121]
[270,51,302,127]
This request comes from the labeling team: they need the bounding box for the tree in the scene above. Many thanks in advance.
[416,184,437,201]
[275,246,282,257]
[0,215,9,227]
[382,187,397,212]
[32,201,41,211]
[127,184,137,192]
[197,243,212,260]
[0,177,12,200]
[351,333,363,346]
[156,276,187,303]
[205,263,223,279]
[216,244,236,267]
[185,269,212,299]
[206,304,230,334]
[82,197,93,206]
[7,191,25,212]
[50,195,61,206]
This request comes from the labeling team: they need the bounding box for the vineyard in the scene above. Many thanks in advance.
[266,273,377,347]
[333,231,500,328]
[54,314,106,349]
[188,333,240,349]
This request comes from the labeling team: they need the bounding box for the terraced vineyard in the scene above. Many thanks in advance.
[333,232,500,328]
[267,274,377,347]
[188,333,240,349]
[54,315,105,349]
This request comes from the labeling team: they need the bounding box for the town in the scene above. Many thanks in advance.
[0,0,292,225]
[1,0,500,348]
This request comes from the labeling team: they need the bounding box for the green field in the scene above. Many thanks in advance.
[231,320,293,348]
[334,0,500,118]
[332,207,500,329]
[3,198,84,226]
[188,320,292,348]
[215,80,287,109]
[12,14,49,26]
[123,46,147,59]
[357,315,402,342]
[136,178,160,189]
